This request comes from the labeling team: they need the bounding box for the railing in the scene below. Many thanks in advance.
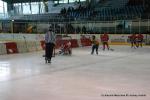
[1,5,146,22]
[0,13,9,19]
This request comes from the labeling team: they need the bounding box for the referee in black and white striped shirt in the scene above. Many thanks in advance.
[45,28,56,63]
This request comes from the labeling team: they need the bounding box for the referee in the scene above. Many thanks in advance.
[45,28,56,63]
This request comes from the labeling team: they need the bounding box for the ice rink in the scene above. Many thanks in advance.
[0,45,150,100]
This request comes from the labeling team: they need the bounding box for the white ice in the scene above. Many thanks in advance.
[0,45,150,100]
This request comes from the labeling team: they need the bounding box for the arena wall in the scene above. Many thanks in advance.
[0,33,149,44]
[0,33,150,55]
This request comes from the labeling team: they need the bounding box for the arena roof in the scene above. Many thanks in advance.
[2,0,85,3]
[2,0,50,3]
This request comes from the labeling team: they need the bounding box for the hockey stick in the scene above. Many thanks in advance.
[52,46,55,57]
[99,46,114,51]
[23,36,28,52]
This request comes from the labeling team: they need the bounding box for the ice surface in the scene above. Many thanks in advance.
[0,45,150,100]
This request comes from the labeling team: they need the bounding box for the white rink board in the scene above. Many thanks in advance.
[0,33,149,44]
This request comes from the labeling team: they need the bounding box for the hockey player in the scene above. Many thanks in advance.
[136,33,144,48]
[59,41,72,55]
[129,33,137,48]
[91,35,99,55]
[101,33,110,50]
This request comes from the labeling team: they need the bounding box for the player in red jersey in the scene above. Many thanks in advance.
[129,33,137,48]
[101,33,110,50]
[136,33,144,48]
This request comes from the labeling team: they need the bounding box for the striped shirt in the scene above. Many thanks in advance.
[45,31,56,44]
